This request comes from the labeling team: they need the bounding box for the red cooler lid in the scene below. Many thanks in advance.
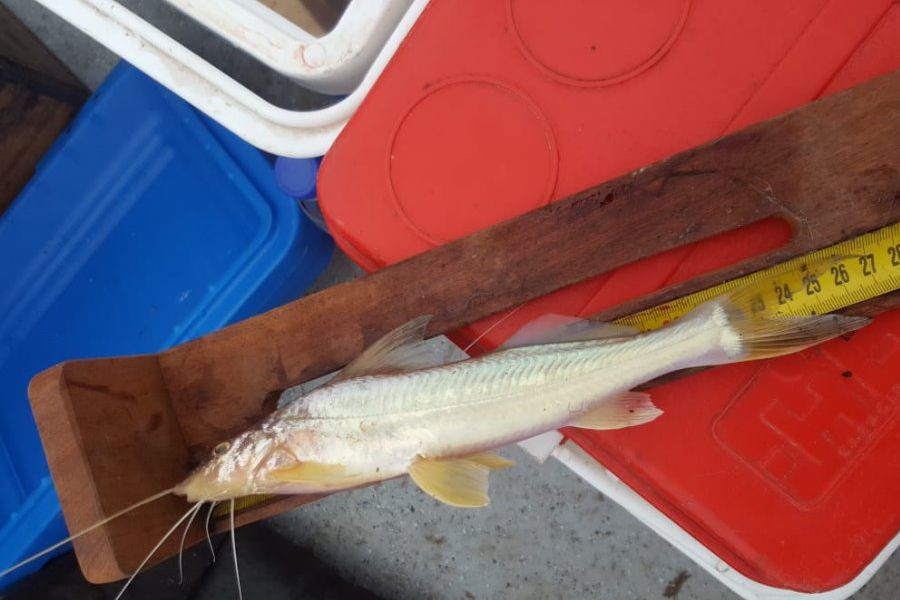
[318,0,900,592]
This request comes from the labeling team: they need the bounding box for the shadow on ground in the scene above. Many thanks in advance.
[5,520,382,600]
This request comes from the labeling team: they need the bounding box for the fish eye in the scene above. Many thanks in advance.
[212,442,230,456]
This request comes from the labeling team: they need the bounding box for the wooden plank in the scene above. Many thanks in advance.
[0,4,85,95]
[29,358,192,583]
[0,85,78,213]
[29,70,900,582]
[0,4,86,213]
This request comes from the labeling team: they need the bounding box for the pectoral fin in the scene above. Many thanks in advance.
[571,391,663,430]
[409,457,490,508]
[270,461,350,483]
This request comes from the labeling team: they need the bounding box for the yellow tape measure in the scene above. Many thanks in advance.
[214,222,900,520]
[213,494,275,519]
[616,222,900,332]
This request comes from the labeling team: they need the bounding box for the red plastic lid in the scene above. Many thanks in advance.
[319,0,900,592]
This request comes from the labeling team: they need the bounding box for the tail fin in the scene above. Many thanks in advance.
[715,294,870,361]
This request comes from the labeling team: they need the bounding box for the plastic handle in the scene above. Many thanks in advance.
[164,0,414,95]
[35,0,428,157]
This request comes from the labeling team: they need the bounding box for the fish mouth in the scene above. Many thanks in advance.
[174,472,239,503]
[172,475,205,503]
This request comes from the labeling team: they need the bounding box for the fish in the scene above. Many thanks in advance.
[172,295,867,508]
[0,293,869,597]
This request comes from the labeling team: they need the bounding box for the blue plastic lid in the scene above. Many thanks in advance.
[0,63,331,587]
[274,156,319,199]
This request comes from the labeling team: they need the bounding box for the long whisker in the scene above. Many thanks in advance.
[114,502,202,600]
[177,502,204,584]
[204,501,218,562]
[462,306,522,354]
[0,487,176,579]
[230,498,242,600]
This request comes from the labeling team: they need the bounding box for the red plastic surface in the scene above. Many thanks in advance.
[318,0,900,592]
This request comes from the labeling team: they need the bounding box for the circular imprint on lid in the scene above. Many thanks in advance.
[508,0,691,87]
[388,78,558,245]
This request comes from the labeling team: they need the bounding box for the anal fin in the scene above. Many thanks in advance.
[570,391,663,431]
[465,451,515,470]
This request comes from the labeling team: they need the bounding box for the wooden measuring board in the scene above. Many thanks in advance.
[27,71,900,582]
[213,219,900,521]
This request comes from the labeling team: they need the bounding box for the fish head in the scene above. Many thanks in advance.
[174,427,299,502]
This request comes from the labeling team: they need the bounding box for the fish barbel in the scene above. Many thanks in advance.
[175,295,868,507]
[0,293,870,594]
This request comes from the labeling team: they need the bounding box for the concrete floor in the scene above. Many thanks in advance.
[2,1,897,598]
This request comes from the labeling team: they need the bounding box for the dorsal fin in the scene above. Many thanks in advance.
[500,313,639,349]
[333,316,451,383]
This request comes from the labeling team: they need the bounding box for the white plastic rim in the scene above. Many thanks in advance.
[164,0,414,95]
[544,439,899,600]
[33,0,430,157]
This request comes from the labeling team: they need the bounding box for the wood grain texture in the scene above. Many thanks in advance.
[29,70,900,582]
[0,4,85,97]
[0,4,86,213]
[30,359,194,583]
[0,85,79,212]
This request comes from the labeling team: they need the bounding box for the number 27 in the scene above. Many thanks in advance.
[859,254,876,276]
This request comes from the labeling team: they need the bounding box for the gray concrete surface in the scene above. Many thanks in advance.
[2,1,897,598]
[269,445,740,600]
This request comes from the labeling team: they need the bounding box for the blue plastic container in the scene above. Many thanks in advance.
[275,156,329,233]
[0,63,332,586]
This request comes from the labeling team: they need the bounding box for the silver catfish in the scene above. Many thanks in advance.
[0,294,870,596]
[175,295,868,508]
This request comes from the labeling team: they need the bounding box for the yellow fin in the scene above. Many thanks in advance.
[408,457,489,508]
[270,461,350,483]
[711,294,870,361]
[571,391,663,431]
[465,452,515,470]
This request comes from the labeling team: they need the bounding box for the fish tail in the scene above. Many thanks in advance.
[698,292,870,363]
